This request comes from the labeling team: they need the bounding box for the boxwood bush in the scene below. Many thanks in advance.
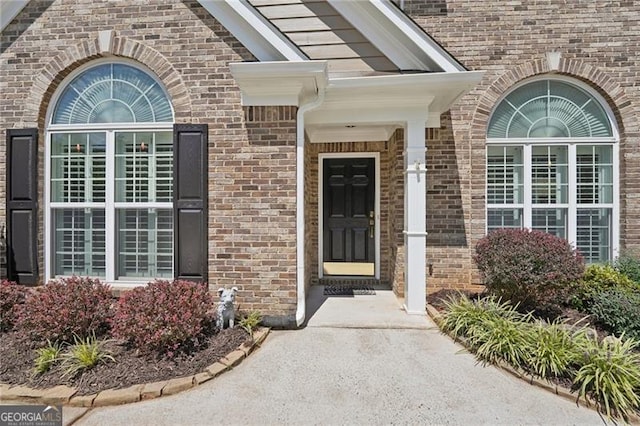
[111,280,212,356]
[571,264,636,311]
[474,229,584,308]
[17,277,113,343]
[614,253,640,285]
[588,288,640,340]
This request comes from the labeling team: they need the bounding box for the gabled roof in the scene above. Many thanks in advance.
[2,0,465,77]
[212,0,466,76]
[248,0,398,75]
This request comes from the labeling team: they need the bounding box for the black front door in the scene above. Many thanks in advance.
[323,157,375,276]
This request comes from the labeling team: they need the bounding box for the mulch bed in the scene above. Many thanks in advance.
[0,327,250,396]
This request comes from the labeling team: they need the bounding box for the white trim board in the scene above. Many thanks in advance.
[327,0,464,72]
[318,152,381,280]
[197,0,307,61]
[0,0,29,32]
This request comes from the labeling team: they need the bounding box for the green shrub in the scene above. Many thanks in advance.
[474,229,584,308]
[111,280,212,355]
[0,280,27,332]
[614,253,640,285]
[573,336,640,421]
[17,277,113,343]
[60,334,114,378]
[588,288,640,340]
[570,264,635,311]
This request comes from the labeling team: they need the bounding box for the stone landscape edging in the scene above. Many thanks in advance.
[425,304,640,424]
[0,327,270,407]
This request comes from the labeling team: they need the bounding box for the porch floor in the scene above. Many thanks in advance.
[304,285,432,329]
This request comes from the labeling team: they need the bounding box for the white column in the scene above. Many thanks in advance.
[403,118,427,315]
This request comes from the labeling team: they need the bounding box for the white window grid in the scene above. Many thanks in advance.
[45,125,174,285]
[486,140,618,262]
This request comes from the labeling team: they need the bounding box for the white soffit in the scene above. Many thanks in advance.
[306,70,485,126]
[0,0,30,32]
[306,124,397,143]
[327,0,465,73]
[230,61,329,106]
[197,0,307,61]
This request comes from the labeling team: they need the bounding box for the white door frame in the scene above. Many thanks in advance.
[318,152,380,279]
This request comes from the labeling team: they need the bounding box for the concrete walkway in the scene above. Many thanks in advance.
[75,288,603,426]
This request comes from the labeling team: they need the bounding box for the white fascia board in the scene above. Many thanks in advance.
[197,0,306,62]
[327,70,484,109]
[0,0,29,32]
[306,70,484,125]
[327,0,464,73]
[230,61,329,106]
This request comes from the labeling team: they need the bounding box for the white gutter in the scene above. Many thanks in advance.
[295,86,325,328]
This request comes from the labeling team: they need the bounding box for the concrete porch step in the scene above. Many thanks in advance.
[304,285,431,329]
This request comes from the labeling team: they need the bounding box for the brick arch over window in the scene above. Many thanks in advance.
[471,57,635,144]
[468,56,640,253]
[25,35,192,129]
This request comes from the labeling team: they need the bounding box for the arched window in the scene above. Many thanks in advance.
[46,62,175,282]
[486,78,619,263]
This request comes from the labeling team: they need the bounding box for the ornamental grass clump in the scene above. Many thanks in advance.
[17,276,113,343]
[439,294,524,343]
[111,280,213,356]
[60,334,114,378]
[525,319,588,380]
[573,336,640,421]
[474,229,584,308]
[32,341,62,376]
[472,316,533,369]
[0,280,28,332]
[239,311,262,339]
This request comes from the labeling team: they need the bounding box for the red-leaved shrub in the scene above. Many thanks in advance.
[17,276,113,343]
[0,280,28,332]
[110,280,212,355]
[474,229,585,307]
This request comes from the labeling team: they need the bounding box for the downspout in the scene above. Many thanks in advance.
[295,85,325,328]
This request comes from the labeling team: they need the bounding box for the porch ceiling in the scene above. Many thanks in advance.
[231,60,484,142]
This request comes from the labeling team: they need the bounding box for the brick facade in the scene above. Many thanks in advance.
[403,0,640,290]
[0,0,297,322]
[2,0,639,316]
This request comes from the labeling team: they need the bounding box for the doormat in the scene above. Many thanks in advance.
[323,285,376,296]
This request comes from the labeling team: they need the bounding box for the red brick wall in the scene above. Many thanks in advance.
[403,0,640,290]
[0,0,298,321]
[388,130,405,296]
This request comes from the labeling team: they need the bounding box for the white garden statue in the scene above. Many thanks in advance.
[216,287,238,330]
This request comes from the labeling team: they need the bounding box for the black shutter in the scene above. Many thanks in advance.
[6,128,38,285]
[173,124,208,282]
